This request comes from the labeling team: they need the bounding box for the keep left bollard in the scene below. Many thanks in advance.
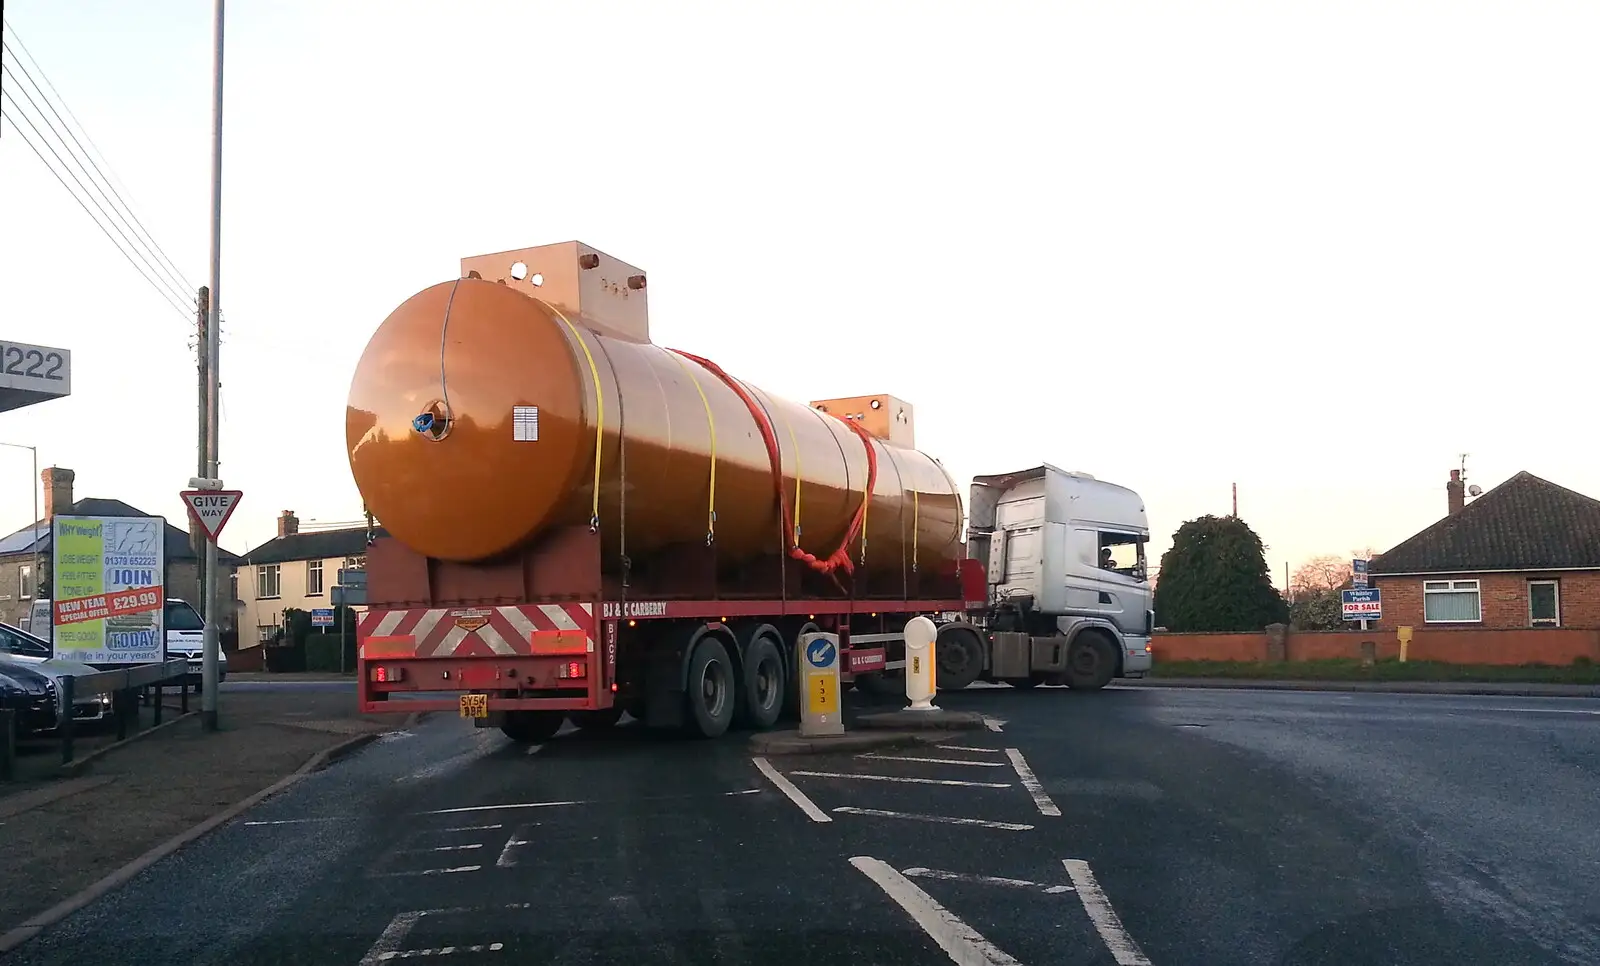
[904,616,939,712]
[797,631,844,738]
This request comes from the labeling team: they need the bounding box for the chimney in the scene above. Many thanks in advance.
[278,510,300,537]
[42,467,75,520]
[1447,469,1465,516]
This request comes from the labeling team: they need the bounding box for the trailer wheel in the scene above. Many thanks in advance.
[1064,632,1117,690]
[734,635,785,730]
[685,635,736,738]
[501,710,564,744]
[570,706,624,730]
[935,626,984,691]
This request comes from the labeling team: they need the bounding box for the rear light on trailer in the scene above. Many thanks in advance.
[558,661,587,680]
[371,665,405,683]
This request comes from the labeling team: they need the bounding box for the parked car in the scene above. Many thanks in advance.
[0,622,114,724]
[0,661,65,736]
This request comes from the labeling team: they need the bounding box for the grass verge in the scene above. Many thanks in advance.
[1149,658,1600,684]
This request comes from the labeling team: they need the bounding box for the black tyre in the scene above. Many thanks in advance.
[500,710,565,743]
[570,706,624,730]
[1002,676,1041,689]
[935,626,984,691]
[734,635,785,730]
[685,635,736,738]
[1064,632,1118,690]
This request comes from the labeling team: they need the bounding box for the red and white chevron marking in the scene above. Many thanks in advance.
[358,603,594,658]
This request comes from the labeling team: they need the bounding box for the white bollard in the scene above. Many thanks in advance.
[904,615,938,711]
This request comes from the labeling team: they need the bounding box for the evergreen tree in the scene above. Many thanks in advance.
[1154,515,1289,632]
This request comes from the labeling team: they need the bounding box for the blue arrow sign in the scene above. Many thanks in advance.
[805,637,836,669]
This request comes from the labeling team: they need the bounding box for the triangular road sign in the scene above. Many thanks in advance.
[180,489,244,541]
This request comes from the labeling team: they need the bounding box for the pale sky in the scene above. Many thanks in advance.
[2,1,1596,587]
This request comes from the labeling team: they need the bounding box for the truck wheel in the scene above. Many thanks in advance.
[685,635,736,738]
[1064,632,1117,690]
[501,710,564,743]
[935,626,984,691]
[734,635,784,730]
[570,706,624,730]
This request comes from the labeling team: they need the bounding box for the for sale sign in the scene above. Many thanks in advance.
[1341,588,1382,621]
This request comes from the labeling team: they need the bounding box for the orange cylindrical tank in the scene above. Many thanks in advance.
[345,277,964,582]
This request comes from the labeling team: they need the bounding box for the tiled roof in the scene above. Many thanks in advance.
[1370,471,1600,575]
[245,526,383,566]
[0,498,244,565]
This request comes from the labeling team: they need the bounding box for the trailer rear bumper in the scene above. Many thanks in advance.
[360,695,596,715]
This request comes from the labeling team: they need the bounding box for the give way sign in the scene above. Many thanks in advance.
[181,489,244,541]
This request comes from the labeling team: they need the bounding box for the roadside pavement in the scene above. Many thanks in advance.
[0,689,396,935]
[1119,677,1600,697]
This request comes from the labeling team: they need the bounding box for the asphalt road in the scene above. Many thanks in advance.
[6,685,1596,965]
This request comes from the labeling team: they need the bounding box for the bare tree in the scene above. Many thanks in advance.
[1291,555,1351,596]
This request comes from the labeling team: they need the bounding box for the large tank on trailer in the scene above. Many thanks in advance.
[345,241,964,591]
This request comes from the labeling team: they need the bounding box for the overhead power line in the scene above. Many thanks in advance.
[0,24,195,323]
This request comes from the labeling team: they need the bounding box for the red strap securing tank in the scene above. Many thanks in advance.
[669,349,877,580]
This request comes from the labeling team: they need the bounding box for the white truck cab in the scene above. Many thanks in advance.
[965,464,1155,687]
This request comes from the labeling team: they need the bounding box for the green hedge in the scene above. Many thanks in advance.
[303,632,357,673]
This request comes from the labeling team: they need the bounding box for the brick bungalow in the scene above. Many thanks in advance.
[1369,470,1600,631]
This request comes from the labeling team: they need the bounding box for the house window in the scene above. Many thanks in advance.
[1423,579,1481,623]
[257,563,281,599]
[257,624,276,644]
[18,564,30,600]
[307,559,324,596]
[1528,580,1560,627]
[230,571,239,601]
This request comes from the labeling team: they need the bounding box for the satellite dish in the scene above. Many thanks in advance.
[1468,484,1483,497]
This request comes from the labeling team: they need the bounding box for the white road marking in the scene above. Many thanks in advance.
[399,843,484,854]
[373,865,482,877]
[440,824,502,832]
[858,754,1007,768]
[902,867,1075,893]
[1458,706,1600,716]
[361,905,532,965]
[1005,748,1061,817]
[422,788,760,815]
[496,824,536,868]
[1063,859,1153,965]
[983,716,1005,732]
[396,743,498,784]
[850,856,1023,966]
[753,757,832,823]
[241,817,345,826]
[376,943,505,960]
[792,770,1011,789]
[833,807,1034,831]
[935,744,1006,754]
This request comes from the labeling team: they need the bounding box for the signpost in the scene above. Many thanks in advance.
[183,479,238,731]
[50,514,166,664]
[1341,587,1382,632]
[798,631,844,737]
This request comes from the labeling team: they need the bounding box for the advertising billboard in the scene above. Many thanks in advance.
[50,514,166,664]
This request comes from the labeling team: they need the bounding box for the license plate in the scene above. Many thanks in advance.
[459,693,488,719]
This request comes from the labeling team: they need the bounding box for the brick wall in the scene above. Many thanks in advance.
[1153,627,1600,666]
[1371,570,1600,631]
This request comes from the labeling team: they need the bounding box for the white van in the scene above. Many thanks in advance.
[23,597,228,687]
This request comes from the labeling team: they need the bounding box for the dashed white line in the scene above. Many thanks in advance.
[440,824,503,832]
[242,817,346,826]
[858,754,1007,768]
[421,788,761,815]
[833,807,1034,830]
[982,716,1005,733]
[935,744,1006,755]
[376,944,504,960]
[525,743,544,756]
[1004,748,1061,816]
[753,757,832,823]
[792,770,1011,789]
[399,843,485,854]
[373,865,482,878]
[850,856,1023,966]
[1063,859,1153,966]
[902,867,1075,893]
